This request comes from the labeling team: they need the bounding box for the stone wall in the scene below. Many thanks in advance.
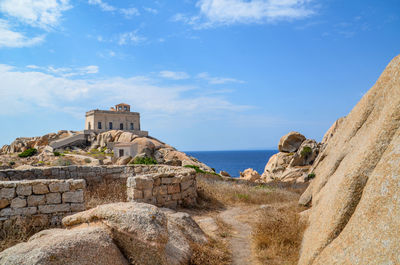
[0,165,187,187]
[127,168,197,208]
[0,179,85,224]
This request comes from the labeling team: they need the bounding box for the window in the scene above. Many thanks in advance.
[124,106,128,111]
[109,122,113,129]
[130,123,134,130]
[88,122,91,130]
[98,122,102,129]
[119,149,124,157]
[118,106,122,110]
[120,123,123,130]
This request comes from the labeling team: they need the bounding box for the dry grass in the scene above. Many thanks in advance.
[85,179,127,209]
[190,217,232,265]
[197,177,307,207]
[0,216,52,252]
[252,202,307,265]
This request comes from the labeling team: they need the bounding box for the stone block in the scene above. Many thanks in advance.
[154,178,161,186]
[143,188,153,199]
[49,182,69,192]
[159,186,168,195]
[46,193,61,204]
[70,203,85,212]
[0,199,10,209]
[16,184,32,196]
[62,190,84,203]
[28,195,46,206]
[164,200,177,209]
[0,188,15,199]
[172,193,182,200]
[11,197,27,208]
[128,189,143,199]
[180,180,193,191]
[161,178,173,184]
[67,179,86,190]
[32,184,49,195]
[39,204,70,214]
[167,184,180,194]
[127,176,153,189]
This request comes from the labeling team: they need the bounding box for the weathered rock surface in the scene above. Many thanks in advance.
[239,168,261,182]
[298,55,400,265]
[0,227,129,265]
[278,131,306,152]
[63,202,207,265]
[261,132,319,183]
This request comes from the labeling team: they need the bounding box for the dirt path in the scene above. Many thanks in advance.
[219,207,255,265]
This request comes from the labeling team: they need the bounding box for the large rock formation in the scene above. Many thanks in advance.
[261,132,320,183]
[298,55,400,265]
[1,202,207,265]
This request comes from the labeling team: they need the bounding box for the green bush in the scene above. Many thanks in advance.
[84,158,92,163]
[300,146,312,157]
[9,161,15,166]
[131,156,157,165]
[184,165,206,174]
[18,148,37,158]
[53,151,61,156]
[307,173,316,180]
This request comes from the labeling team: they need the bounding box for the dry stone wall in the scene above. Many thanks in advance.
[0,179,85,224]
[127,168,197,208]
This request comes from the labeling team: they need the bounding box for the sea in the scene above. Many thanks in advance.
[185,150,278,178]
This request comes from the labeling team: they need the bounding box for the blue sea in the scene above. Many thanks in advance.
[185,150,278,178]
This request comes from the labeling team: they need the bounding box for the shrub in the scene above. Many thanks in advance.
[55,158,72,166]
[184,165,206,174]
[131,156,157,165]
[53,151,61,156]
[9,161,15,166]
[18,148,37,158]
[300,146,312,157]
[84,158,92,163]
[307,172,316,180]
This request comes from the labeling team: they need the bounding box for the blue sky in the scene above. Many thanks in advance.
[0,0,399,151]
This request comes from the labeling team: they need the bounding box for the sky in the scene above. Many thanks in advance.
[0,0,399,151]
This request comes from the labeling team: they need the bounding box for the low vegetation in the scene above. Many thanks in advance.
[131,156,157,165]
[18,148,37,158]
[85,179,127,209]
[300,146,312,157]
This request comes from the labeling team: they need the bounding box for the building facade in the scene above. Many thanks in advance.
[85,103,148,136]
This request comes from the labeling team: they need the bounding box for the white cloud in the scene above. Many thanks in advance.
[176,0,315,28]
[160,71,190,80]
[0,64,248,116]
[88,0,139,18]
[0,19,45,48]
[143,7,158,14]
[197,72,244,84]
[118,31,146,45]
[0,0,71,30]
[120,7,139,18]
[88,0,115,12]
[25,65,99,77]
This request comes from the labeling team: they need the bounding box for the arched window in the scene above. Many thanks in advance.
[98,122,102,129]
[109,122,113,129]
[120,123,123,130]
[130,123,134,130]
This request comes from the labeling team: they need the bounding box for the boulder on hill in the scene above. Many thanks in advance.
[0,227,129,265]
[261,132,319,183]
[239,168,261,182]
[298,55,400,265]
[278,131,306,152]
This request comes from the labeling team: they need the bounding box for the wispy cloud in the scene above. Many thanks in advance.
[174,0,315,28]
[0,19,45,48]
[160,71,190,80]
[0,64,249,116]
[24,64,99,77]
[197,72,244,84]
[118,30,146,45]
[0,0,72,30]
[88,0,139,18]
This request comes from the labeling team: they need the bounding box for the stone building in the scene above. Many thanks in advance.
[85,103,148,136]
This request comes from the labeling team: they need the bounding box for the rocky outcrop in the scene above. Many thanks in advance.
[1,202,207,265]
[63,202,207,265]
[298,55,400,265]
[239,168,261,182]
[261,132,320,183]
[278,131,306,152]
[0,227,129,265]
